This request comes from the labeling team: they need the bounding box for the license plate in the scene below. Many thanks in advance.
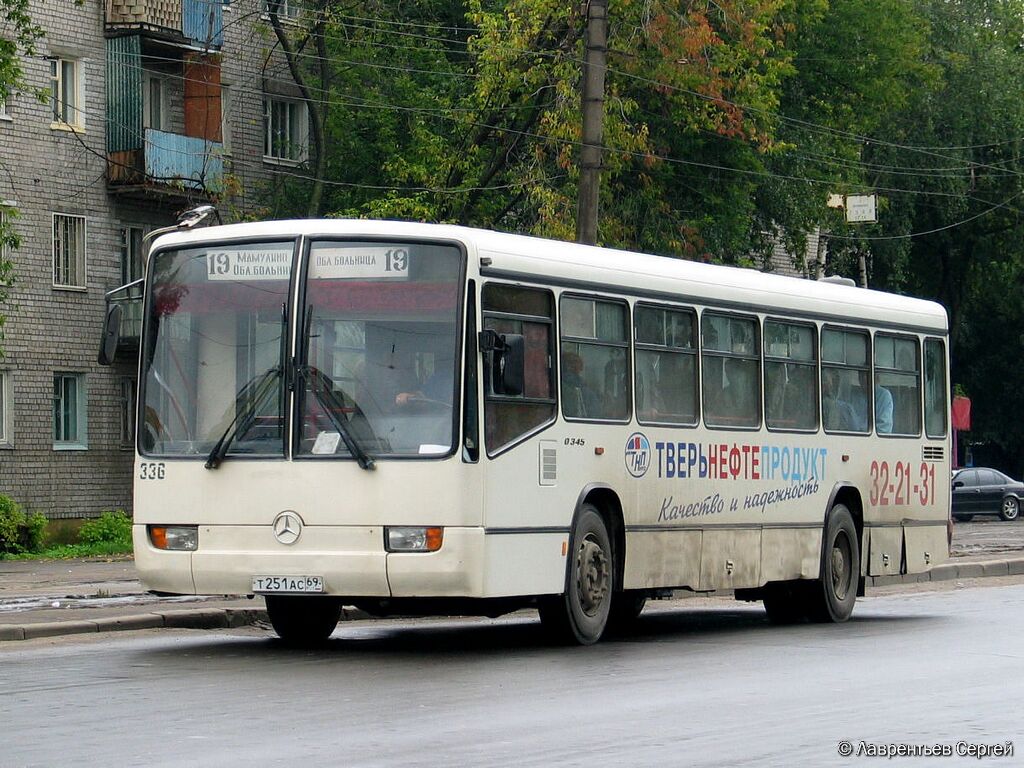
[251,575,324,594]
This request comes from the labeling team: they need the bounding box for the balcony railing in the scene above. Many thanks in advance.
[108,129,224,194]
[106,0,223,47]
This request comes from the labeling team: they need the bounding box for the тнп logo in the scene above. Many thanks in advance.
[624,433,651,478]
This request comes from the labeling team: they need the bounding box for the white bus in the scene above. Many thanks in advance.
[104,218,951,645]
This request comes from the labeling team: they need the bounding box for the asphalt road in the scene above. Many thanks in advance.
[4,580,1023,767]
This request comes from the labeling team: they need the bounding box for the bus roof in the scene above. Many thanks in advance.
[154,218,948,334]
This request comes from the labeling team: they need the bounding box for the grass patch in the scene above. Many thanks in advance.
[1,541,133,561]
[0,504,135,561]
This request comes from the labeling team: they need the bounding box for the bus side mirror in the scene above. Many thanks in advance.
[479,330,525,396]
[97,304,123,366]
[497,334,524,396]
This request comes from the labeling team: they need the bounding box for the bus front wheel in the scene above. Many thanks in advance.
[539,504,613,645]
[265,595,342,645]
[806,504,859,623]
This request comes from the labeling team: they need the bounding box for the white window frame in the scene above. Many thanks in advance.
[53,373,87,450]
[263,96,308,164]
[264,1,302,22]
[0,92,10,122]
[0,369,12,447]
[52,213,87,289]
[49,57,85,130]
[143,73,170,132]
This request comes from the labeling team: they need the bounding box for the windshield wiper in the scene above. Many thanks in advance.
[301,365,376,471]
[205,367,282,470]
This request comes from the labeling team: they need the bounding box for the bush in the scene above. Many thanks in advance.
[0,494,22,553]
[78,511,133,549]
[22,512,47,552]
[0,495,47,555]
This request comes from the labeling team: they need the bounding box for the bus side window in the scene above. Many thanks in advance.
[634,304,697,426]
[560,296,631,421]
[874,333,921,436]
[702,312,760,428]
[924,338,947,438]
[481,284,556,455]
[821,327,871,434]
[764,320,818,431]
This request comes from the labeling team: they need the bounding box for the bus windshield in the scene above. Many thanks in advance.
[297,240,463,458]
[140,238,464,460]
[141,241,294,457]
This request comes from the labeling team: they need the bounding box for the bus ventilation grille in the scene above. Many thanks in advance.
[539,441,557,486]
[922,446,944,462]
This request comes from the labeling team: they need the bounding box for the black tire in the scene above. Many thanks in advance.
[953,514,973,522]
[538,504,613,645]
[265,595,342,646]
[806,504,859,623]
[607,590,647,632]
[762,581,810,625]
[999,497,1020,522]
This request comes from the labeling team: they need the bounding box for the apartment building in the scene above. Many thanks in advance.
[0,0,301,518]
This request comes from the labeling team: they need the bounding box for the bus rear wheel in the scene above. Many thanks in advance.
[762,581,810,625]
[806,504,859,623]
[539,505,613,645]
[265,595,342,645]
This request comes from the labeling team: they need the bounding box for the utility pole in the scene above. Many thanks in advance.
[576,0,607,246]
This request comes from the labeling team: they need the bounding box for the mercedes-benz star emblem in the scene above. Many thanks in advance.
[272,511,303,545]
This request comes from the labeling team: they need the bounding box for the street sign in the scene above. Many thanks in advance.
[845,194,877,223]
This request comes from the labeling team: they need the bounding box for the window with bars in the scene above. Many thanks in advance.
[263,97,307,162]
[49,58,83,128]
[53,213,86,288]
[53,373,86,448]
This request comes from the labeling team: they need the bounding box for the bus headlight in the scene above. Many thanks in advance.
[149,525,198,551]
[385,526,443,552]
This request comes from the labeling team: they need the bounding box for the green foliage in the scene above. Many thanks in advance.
[251,0,1024,470]
[78,511,133,549]
[0,495,45,554]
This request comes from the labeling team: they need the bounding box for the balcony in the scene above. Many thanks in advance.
[109,128,224,196]
[106,0,223,48]
[106,36,223,198]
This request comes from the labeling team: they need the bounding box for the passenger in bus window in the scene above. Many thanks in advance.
[874,385,893,433]
[823,369,858,431]
[562,351,599,418]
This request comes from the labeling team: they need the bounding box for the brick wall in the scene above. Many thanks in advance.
[0,0,281,518]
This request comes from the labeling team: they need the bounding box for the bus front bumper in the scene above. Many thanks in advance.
[133,525,485,598]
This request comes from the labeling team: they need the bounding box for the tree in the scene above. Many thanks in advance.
[864,0,1024,472]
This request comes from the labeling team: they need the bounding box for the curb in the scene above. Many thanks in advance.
[866,557,1024,588]
[0,607,268,642]
[3,558,1024,642]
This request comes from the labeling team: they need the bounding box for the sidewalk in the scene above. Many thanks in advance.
[3,549,1024,642]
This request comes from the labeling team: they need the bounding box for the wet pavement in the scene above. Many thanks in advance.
[2,518,1023,640]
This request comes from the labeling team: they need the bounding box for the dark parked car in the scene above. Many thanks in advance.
[951,467,1024,521]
